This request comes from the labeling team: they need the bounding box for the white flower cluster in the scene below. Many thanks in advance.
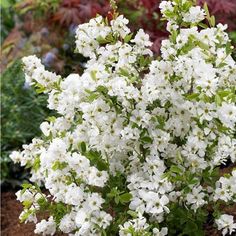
[22,55,61,92]
[160,1,205,24]
[213,170,236,202]
[215,214,236,236]
[119,214,168,236]
[11,0,236,235]
[34,217,56,236]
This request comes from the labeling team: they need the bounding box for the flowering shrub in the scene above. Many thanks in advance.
[10,0,236,235]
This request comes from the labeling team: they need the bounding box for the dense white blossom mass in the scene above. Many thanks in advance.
[10,0,236,235]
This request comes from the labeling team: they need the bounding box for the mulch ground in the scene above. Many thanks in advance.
[1,191,36,236]
[1,191,67,236]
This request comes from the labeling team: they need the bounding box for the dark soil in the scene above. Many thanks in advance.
[1,191,66,236]
[1,191,36,236]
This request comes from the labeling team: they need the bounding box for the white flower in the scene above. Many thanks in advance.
[183,6,205,23]
[10,151,22,163]
[59,212,76,233]
[218,102,236,129]
[40,122,51,136]
[196,102,216,123]
[215,214,236,236]
[131,29,152,47]
[166,22,179,33]
[86,193,104,211]
[64,184,84,205]
[141,191,169,215]
[153,227,168,236]
[92,210,112,229]
[119,215,150,236]
[111,15,130,38]
[186,185,206,211]
[213,172,236,202]
[34,216,56,236]
[75,210,89,227]
[159,1,174,14]
[22,55,60,91]
[87,167,108,187]
[16,189,34,202]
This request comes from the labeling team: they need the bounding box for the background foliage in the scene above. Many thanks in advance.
[1,60,52,187]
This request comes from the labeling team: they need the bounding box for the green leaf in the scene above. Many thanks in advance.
[226,42,233,55]
[198,22,208,29]
[156,116,166,129]
[180,41,195,54]
[188,178,199,185]
[37,197,49,210]
[97,36,110,44]
[129,76,138,83]
[35,83,46,94]
[176,151,183,163]
[87,92,99,102]
[32,156,41,172]
[138,55,151,68]
[85,151,108,171]
[197,41,209,51]
[127,210,137,218]
[115,196,120,204]
[21,183,33,189]
[46,116,56,122]
[23,200,32,208]
[170,165,182,174]
[183,221,199,235]
[217,62,227,68]
[203,3,210,19]
[20,209,36,223]
[210,16,215,27]
[171,30,178,43]
[119,68,130,77]
[119,193,132,204]
[182,1,192,12]
[52,161,68,171]
[101,229,107,236]
[124,33,133,43]
[96,85,108,94]
[164,10,175,18]
[107,187,120,198]
[215,94,222,106]
[218,90,231,97]
[51,202,70,225]
[90,71,97,81]
[79,141,86,154]
[140,136,153,144]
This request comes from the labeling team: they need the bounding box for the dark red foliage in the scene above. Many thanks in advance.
[138,0,168,54]
[198,0,236,30]
[51,0,110,26]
